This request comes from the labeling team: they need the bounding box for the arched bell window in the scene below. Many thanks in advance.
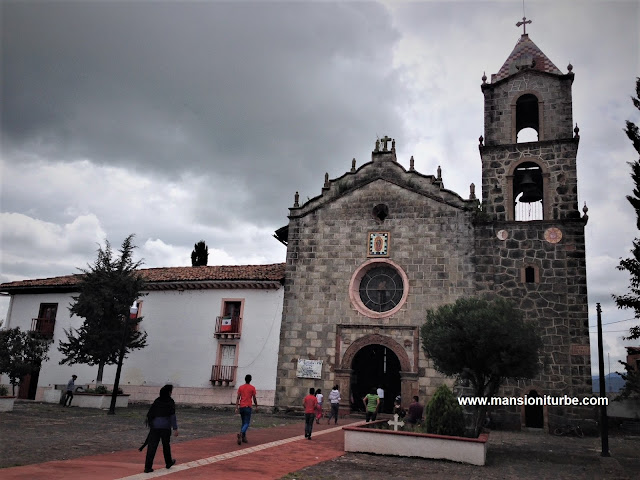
[513,162,543,221]
[512,92,544,143]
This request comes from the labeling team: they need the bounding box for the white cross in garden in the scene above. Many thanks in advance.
[387,413,405,431]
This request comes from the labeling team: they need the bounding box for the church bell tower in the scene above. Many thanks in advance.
[475,18,592,429]
[480,19,582,222]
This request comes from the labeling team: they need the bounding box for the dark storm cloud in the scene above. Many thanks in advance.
[2,2,405,226]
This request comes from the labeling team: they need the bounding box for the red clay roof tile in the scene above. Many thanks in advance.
[0,263,286,291]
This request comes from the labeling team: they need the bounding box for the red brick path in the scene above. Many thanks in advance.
[3,420,363,480]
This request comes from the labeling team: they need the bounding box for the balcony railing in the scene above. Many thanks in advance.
[31,318,56,339]
[214,315,241,338]
[210,364,237,386]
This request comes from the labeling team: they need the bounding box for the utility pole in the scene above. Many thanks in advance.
[596,303,610,456]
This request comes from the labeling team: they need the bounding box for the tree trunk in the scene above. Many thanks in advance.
[96,362,104,385]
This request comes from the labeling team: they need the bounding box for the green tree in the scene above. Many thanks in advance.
[0,327,51,395]
[58,235,147,383]
[424,384,465,436]
[613,77,640,340]
[615,360,640,401]
[421,296,542,437]
[191,240,209,266]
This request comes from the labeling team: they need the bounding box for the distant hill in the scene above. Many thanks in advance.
[592,372,625,393]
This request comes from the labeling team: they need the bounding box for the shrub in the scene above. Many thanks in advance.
[424,384,465,437]
[0,384,9,396]
[94,385,108,394]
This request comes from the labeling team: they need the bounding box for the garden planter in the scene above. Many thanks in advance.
[73,393,130,409]
[343,421,489,466]
[0,396,16,412]
[43,388,62,404]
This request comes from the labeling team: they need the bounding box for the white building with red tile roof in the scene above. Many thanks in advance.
[0,264,286,406]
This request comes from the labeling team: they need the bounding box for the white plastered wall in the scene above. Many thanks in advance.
[1,287,283,406]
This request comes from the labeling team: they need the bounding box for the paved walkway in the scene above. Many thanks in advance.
[2,420,363,480]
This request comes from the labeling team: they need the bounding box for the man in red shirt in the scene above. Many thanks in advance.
[303,388,318,440]
[235,374,258,445]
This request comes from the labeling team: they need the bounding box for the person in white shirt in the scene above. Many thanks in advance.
[376,386,385,413]
[327,385,341,424]
[315,389,324,424]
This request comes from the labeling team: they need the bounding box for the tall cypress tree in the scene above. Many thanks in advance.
[613,78,640,341]
[191,240,209,266]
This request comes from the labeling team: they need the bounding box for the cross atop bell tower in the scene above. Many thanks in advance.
[516,16,532,35]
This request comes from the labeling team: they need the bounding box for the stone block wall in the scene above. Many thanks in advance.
[276,172,476,408]
[483,70,574,145]
[474,218,591,425]
[480,140,580,221]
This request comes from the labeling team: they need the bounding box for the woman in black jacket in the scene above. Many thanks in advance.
[144,384,178,473]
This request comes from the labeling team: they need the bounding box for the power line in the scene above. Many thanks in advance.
[589,329,633,333]
[600,317,637,326]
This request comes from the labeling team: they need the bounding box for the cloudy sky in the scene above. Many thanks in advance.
[1,1,639,379]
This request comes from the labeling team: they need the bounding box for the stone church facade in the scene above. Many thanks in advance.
[274,31,591,430]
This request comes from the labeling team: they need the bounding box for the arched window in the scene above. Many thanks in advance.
[511,92,544,143]
[516,94,539,140]
[513,162,543,221]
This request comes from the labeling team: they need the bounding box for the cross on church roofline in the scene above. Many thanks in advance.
[516,16,532,35]
[380,135,392,152]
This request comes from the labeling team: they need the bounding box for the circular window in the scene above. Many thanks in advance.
[359,266,403,312]
[349,259,409,318]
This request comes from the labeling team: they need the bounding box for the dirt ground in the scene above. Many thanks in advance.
[2,401,640,479]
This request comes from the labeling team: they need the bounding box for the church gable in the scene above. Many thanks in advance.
[288,137,476,221]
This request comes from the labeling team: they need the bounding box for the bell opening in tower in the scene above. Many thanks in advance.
[514,162,543,221]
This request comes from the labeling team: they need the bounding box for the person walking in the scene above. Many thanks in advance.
[406,395,424,428]
[376,385,385,413]
[62,375,77,407]
[235,374,258,445]
[315,388,324,424]
[327,385,341,425]
[363,387,380,422]
[143,384,178,473]
[303,388,318,439]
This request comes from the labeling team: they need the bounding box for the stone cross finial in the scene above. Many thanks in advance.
[381,135,392,151]
[516,16,532,35]
[387,414,405,431]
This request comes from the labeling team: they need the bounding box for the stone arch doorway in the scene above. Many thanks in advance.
[336,333,416,415]
[521,387,547,431]
[351,344,401,413]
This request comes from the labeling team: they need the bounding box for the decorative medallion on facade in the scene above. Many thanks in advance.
[544,227,562,244]
[496,229,509,241]
[368,232,390,257]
